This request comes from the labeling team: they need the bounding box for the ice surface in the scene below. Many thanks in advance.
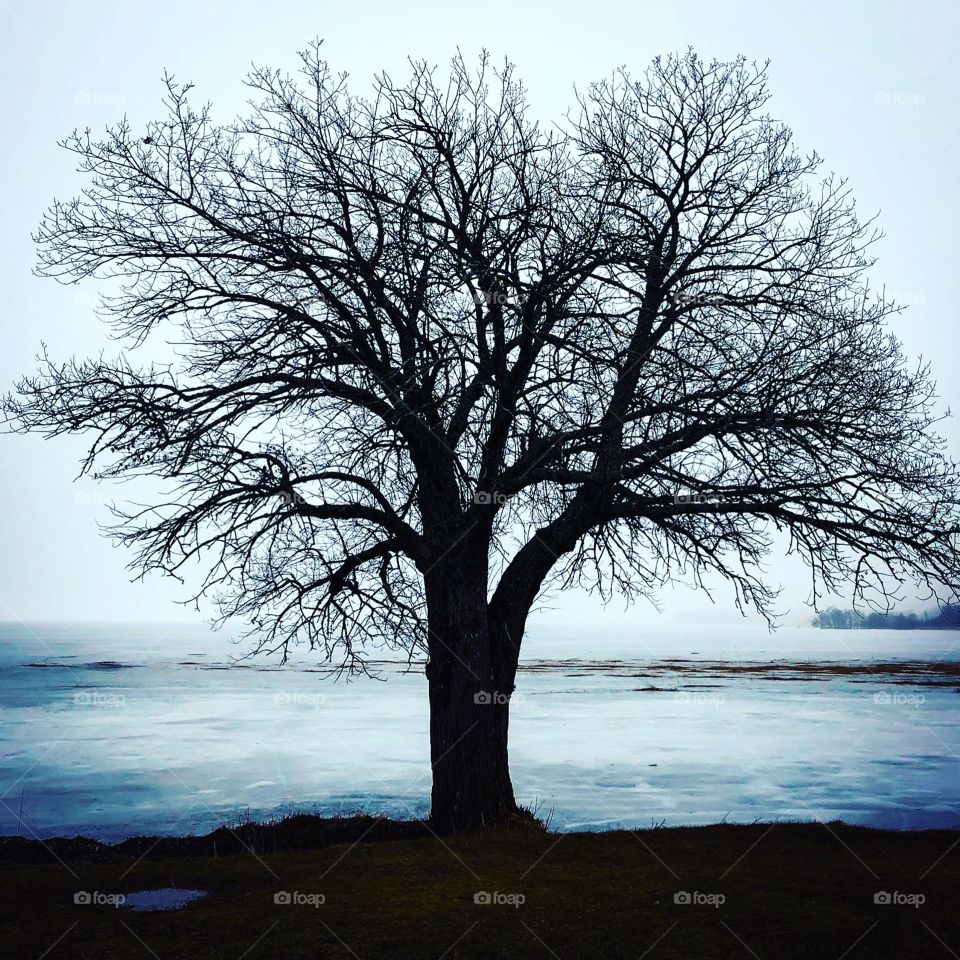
[1,622,958,839]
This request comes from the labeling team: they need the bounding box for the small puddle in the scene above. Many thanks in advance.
[121,888,208,912]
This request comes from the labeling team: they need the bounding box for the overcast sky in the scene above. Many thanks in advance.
[0,0,956,631]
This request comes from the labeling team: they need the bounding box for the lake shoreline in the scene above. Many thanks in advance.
[4,810,960,864]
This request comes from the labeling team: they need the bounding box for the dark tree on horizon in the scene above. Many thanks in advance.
[6,45,960,830]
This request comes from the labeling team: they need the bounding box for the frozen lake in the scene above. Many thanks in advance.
[1,621,958,840]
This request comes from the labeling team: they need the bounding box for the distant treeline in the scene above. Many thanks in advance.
[812,605,960,629]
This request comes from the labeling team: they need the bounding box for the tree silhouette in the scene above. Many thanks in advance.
[6,45,960,830]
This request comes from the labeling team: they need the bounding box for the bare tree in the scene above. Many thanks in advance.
[6,46,959,830]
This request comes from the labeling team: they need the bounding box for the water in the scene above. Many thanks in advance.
[120,888,207,912]
[1,621,958,840]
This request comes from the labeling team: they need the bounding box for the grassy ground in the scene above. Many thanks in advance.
[1,818,957,959]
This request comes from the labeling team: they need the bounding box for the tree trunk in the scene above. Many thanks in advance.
[425,571,520,832]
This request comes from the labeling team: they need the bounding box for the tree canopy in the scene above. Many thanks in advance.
[6,44,960,826]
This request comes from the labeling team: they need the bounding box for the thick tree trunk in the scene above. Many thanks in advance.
[425,570,521,832]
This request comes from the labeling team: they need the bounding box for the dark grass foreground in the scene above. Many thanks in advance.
[1,815,958,959]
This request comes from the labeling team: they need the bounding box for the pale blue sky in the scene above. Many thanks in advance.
[0,0,957,628]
